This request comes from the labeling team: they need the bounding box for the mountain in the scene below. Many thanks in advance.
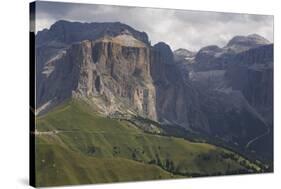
[174,36,273,160]
[225,34,271,53]
[151,42,208,130]
[152,42,269,152]
[35,20,273,177]
[225,44,273,159]
[36,20,150,46]
[37,34,157,121]
[183,34,271,71]
[35,20,150,113]
[226,44,273,122]
[173,48,196,63]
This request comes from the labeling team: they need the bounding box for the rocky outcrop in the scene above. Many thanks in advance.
[35,20,151,108]
[36,33,157,119]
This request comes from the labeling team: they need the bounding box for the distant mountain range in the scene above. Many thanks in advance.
[34,20,273,179]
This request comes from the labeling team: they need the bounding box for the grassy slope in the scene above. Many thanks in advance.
[35,100,261,187]
[36,138,174,187]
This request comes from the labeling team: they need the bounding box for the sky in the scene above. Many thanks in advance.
[33,1,274,51]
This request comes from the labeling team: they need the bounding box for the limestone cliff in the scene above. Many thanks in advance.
[36,33,157,120]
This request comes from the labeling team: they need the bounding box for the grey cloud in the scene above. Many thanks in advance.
[35,1,273,51]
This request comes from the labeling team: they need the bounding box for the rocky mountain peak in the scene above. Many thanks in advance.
[195,45,224,65]
[174,48,195,57]
[226,34,271,53]
[153,42,174,65]
[36,20,150,46]
[174,48,196,62]
[198,45,223,54]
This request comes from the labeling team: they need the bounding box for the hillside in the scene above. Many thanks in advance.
[35,99,262,187]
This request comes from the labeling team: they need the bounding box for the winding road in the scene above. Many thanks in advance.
[245,127,270,149]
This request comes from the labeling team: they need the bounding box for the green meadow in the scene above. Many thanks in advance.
[35,100,262,187]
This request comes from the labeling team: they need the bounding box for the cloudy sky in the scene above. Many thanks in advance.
[34,1,273,51]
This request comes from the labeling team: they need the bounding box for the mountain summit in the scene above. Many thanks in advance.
[36,20,150,46]
[226,34,270,53]
[173,48,196,62]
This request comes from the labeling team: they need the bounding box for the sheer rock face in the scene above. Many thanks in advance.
[150,42,210,131]
[226,44,273,125]
[36,34,157,120]
[35,20,151,111]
